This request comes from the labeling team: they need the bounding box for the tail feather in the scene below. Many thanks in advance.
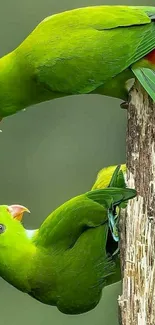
[86,187,136,209]
[88,165,136,242]
[107,165,126,188]
[131,67,155,102]
[91,164,126,190]
[86,186,136,242]
[107,165,121,188]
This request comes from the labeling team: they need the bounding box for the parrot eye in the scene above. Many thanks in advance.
[0,224,5,234]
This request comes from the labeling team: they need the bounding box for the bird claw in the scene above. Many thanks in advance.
[120,101,129,109]
[108,210,119,242]
[112,246,120,257]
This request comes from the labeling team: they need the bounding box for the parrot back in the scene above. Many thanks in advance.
[16,6,155,96]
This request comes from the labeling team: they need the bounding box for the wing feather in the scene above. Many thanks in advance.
[20,6,155,94]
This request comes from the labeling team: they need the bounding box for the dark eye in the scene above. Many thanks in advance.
[0,224,5,234]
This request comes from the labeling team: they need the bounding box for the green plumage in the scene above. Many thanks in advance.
[0,6,154,119]
[0,166,136,314]
[131,68,155,100]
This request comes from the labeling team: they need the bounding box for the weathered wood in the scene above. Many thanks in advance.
[118,81,155,325]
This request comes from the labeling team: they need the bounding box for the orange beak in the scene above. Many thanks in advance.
[7,204,30,221]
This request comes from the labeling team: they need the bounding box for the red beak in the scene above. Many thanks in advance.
[7,204,30,221]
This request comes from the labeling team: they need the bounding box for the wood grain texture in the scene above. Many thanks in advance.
[118,81,155,325]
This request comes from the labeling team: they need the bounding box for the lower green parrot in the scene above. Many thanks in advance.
[0,164,134,314]
[0,5,155,120]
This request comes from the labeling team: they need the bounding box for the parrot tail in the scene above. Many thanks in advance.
[88,165,137,241]
[91,164,126,191]
[107,164,126,188]
[86,186,136,241]
[87,187,136,208]
[131,67,155,102]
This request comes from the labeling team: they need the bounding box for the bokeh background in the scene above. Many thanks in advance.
[0,0,153,324]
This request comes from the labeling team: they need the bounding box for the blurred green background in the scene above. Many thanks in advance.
[0,0,153,324]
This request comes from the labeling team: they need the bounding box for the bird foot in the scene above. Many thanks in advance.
[108,210,119,242]
[112,247,120,257]
[120,101,129,109]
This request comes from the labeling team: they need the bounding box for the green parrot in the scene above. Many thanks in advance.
[0,5,154,120]
[0,165,134,315]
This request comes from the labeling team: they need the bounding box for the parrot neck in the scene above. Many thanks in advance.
[133,55,155,71]
[0,238,36,293]
[145,49,155,65]
[0,50,54,119]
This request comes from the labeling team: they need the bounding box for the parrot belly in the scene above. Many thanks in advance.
[28,227,120,315]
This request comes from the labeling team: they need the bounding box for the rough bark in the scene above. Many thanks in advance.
[118,81,155,325]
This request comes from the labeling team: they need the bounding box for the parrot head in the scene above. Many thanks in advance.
[0,204,30,248]
[0,204,35,292]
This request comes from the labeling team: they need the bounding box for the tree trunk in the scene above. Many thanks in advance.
[118,81,155,325]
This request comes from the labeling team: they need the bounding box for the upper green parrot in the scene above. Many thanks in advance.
[0,5,154,120]
[0,165,134,315]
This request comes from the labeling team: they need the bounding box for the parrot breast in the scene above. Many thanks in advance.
[145,49,155,64]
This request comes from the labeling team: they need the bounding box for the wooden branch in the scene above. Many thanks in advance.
[118,81,155,325]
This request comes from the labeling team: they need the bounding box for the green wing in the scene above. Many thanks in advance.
[34,186,136,250]
[20,6,155,94]
[131,67,155,101]
[86,186,136,242]
[91,164,126,190]
[107,165,128,209]
[34,194,109,249]
[86,187,136,207]
[107,165,126,188]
